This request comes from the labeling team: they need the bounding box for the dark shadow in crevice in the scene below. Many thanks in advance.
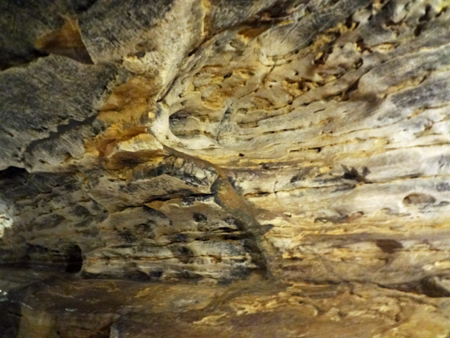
[65,245,83,273]
[380,277,450,298]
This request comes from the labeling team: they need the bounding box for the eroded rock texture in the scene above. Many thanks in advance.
[2,0,450,336]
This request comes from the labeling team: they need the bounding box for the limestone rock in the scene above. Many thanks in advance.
[2,0,450,336]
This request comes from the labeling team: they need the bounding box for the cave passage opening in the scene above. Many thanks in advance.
[65,245,83,273]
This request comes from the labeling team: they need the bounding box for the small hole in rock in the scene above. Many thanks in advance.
[65,245,83,273]
[403,193,436,206]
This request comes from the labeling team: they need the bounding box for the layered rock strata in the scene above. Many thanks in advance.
[2,0,450,336]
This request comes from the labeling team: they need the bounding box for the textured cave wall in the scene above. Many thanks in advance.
[2,0,450,337]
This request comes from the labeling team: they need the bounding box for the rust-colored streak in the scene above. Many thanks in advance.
[99,77,158,115]
[92,126,148,158]
[35,17,93,64]
[105,150,166,170]
[238,26,269,39]
[87,76,160,160]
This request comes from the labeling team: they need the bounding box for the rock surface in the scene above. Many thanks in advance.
[2,0,450,336]
[2,269,450,338]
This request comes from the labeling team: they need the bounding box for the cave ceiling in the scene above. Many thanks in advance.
[2,0,450,337]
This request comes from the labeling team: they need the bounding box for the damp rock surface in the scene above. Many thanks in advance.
[2,0,450,336]
[2,269,450,338]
